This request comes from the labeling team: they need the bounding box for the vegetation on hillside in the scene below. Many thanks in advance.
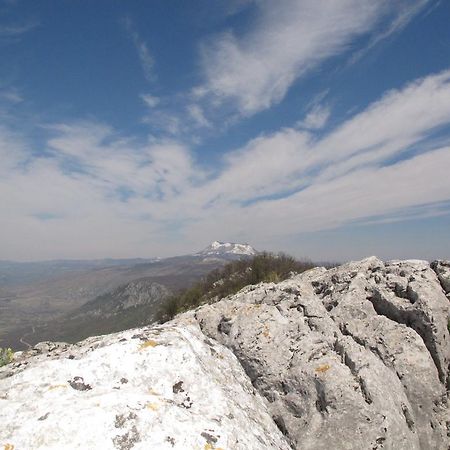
[0,347,13,367]
[157,252,320,322]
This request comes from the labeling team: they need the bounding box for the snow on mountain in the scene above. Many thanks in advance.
[197,241,257,257]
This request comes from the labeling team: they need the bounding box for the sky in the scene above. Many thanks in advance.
[1,0,450,262]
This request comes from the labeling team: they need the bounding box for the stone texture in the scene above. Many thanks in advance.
[194,257,450,449]
[0,325,290,450]
[432,260,450,296]
[1,257,449,450]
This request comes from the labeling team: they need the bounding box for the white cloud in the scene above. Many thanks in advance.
[187,104,211,128]
[142,110,182,136]
[142,103,211,138]
[0,126,27,174]
[348,0,430,64]
[297,105,330,130]
[2,68,450,259]
[45,121,199,200]
[0,20,38,38]
[0,88,23,103]
[197,0,430,117]
[141,94,160,108]
[180,68,450,238]
[122,17,155,83]
[261,147,450,233]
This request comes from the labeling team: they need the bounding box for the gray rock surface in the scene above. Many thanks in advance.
[432,260,450,296]
[1,324,290,449]
[194,257,450,449]
[1,257,449,449]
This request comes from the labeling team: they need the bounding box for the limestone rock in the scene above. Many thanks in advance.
[0,325,290,449]
[1,257,449,449]
[431,259,450,295]
[194,257,450,449]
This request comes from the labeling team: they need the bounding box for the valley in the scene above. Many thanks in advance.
[0,242,257,349]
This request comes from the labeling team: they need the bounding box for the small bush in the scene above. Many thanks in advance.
[0,347,14,367]
[157,252,320,323]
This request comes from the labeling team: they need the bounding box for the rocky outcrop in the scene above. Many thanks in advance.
[195,257,450,449]
[1,257,449,449]
[0,325,290,449]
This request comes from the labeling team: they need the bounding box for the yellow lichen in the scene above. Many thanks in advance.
[146,402,159,411]
[4,444,15,450]
[139,340,159,350]
[315,364,331,373]
[203,444,224,450]
[48,384,67,391]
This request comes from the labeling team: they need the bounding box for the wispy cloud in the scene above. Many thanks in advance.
[140,93,160,108]
[297,105,330,130]
[0,88,23,103]
[348,0,430,64]
[122,17,155,83]
[196,0,430,118]
[186,104,211,128]
[0,20,38,38]
[141,100,212,139]
[2,68,450,259]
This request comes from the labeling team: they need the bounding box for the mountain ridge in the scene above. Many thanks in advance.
[196,241,258,258]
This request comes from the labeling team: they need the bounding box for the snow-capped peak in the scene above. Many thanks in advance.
[197,241,257,257]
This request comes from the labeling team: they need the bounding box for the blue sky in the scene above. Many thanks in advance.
[1,0,450,261]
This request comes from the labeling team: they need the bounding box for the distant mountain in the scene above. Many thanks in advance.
[0,242,256,349]
[196,241,257,259]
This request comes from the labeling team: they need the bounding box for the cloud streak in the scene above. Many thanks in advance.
[122,17,155,82]
[0,20,38,38]
[196,0,430,117]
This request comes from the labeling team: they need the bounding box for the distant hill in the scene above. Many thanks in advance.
[10,279,171,346]
[0,242,256,349]
[0,258,156,287]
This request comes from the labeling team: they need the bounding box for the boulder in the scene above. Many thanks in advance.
[194,257,450,449]
[0,325,289,449]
